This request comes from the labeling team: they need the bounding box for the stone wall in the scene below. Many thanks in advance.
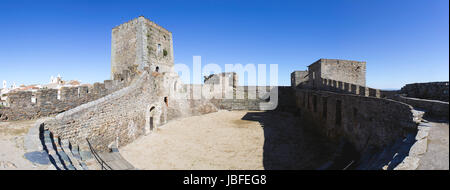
[143,18,174,73]
[294,88,418,152]
[177,83,289,112]
[111,18,139,78]
[400,82,449,102]
[41,70,218,152]
[111,16,174,78]
[393,95,449,120]
[0,69,135,121]
[204,72,238,88]
[36,17,218,152]
[43,72,157,151]
[308,59,366,87]
[214,86,272,110]
[291,71,308,88]
[312,78,383,98]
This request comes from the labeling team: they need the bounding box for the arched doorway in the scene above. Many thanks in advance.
[149,106,155,131]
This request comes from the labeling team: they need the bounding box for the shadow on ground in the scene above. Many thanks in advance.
[241,110,425,170]
[241,111,336,170]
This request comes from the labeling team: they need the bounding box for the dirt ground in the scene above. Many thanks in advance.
[0,120,49,170]
[121,110,335,170]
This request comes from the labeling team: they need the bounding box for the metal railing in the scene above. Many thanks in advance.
[86,138,113,170]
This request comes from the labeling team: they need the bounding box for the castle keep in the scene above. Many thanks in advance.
[0,17,447,170]
[111,17,174,78]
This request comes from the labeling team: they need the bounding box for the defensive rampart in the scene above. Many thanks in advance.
[393,95,449,120]
[294,88,419,153]
[0,69,137,121]
[400,82,449,102]
[40,70,219,152]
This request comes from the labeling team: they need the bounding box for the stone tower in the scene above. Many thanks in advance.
[111,16,174,79]
[307,59,366,87]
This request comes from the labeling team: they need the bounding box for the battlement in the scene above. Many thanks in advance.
[112,16,171,35]
[0,69,133,121]
[307,59,366,87]
[401,81,449,102]
[317,78,381,98]
[306,77,403,99]
[294,88,417,152]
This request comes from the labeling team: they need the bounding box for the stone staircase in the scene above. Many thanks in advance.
[40,127,135,170]
[40,129,96,170]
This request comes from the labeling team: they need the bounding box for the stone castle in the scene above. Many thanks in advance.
[0,16,448,170]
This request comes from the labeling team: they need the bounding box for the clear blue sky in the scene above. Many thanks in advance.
[0,0,448,89]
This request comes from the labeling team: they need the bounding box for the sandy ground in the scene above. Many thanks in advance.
[0,120,48,170]
[121,110,334,170]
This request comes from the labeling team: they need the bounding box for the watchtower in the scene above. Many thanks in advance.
[111,16,174,79]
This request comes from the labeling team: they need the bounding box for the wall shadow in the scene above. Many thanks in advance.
[241,111,337,170]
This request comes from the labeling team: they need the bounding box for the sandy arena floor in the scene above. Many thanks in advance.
[121,110,334,170]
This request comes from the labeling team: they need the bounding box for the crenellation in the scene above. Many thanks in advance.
[343,82,350,92]
[368,88,380,98]
[401,82,449,102]
[338,81,344,91]
[359,86,369,97]
[295,88,417,152]
[104,80,113,89]
[60,87,78,101]
[0,76,131,120]
[351,84,358,94]
[36,89,58,106]
[93,82,106,97]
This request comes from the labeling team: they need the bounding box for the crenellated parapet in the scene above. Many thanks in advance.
[294,88,420,153]
[400,82,449,102]
[0,69,134,121]
[314,77,397,99]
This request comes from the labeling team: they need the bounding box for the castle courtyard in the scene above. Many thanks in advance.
[120,110,335,170]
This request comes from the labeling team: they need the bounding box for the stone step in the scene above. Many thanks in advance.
[71,145,89,170]
[79,143,100,170]
[53,136,76,170]
[43,130,65,170]
[61,140,84,170]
